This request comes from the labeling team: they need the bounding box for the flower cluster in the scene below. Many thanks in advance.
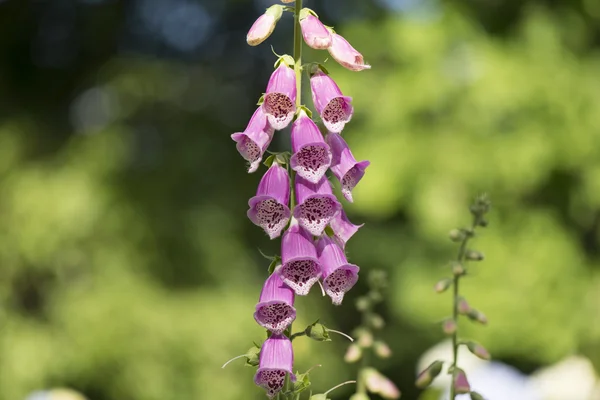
[230,2,371,398]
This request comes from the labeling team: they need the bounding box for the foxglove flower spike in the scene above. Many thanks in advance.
[247,162,291,239]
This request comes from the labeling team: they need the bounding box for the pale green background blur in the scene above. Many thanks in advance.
[0,0,599,399]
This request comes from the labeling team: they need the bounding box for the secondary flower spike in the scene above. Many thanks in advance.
[328,32,371,71]
[329,209,363,249]
[290,109,332,183]
[276,219,322,295]
[316,235,359,305]
[294,176,341,236]
[254,272,296,334]
[246,5,284,46]
[299,9,332,50]
[254,335,296,398]
[310,68,354,133]
[327,132,370,202]
[231,106,274,173]
[247,162,291,239]
[262,60,297,130]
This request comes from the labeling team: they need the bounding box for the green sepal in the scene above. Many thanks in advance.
[308,62,330,77]
[263,154,277,168]
[267,255,282,274]
[243,343,261,367]
[265,4,284,21]
[256,94,265,106]
[324,225,335,237]
[309,395,328,400]
[299,7,318,20]
[292,371,312,394]
[296,105,313,119]
[275,54,295,68]
[470,391,485,400]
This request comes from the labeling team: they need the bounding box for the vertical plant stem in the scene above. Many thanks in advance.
[449,218,477,399]
[356,300,372,394]
[283,4,302,399]
[293,0,303,109]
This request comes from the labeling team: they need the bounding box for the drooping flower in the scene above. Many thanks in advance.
[310,68,353,133]
[454,369,471,394]
[231,107,274,173]
[246,5,284,46]
[254,272,296,334]
[247,162,291,239]
[254,335,296,398]
[327,131,370,202]
[294,176,341,236]
[262,61,297,130]
[276,219,321,295]
[363,368,401,399]
[299,9,332,50]
[290,109,332,183]
[329,209,363,249]
[315,235,359,305]
[328,32,371,71]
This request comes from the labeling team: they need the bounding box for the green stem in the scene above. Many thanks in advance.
[293,0,303,109]
[449,217,478,400]
[283,3,302,399]
[356,296,373,395]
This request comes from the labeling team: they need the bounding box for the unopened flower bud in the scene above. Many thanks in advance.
[357,330,373,348]
[305,321,331,341]
[434,278,453,293]
[356,296,370,312]
[246,5,284,46]
[478,218,488,227]
[466,250,484,261]
[309,395,327,400]
[349,394,370,400]
[280,0,294,3]
[369,313,385,329]
[452,262,466,276]
[454,369,470,394]
[467,309,488,325]
[344,344,362,363]
[442,319,457,335]
[415,360,444,388]
[363,368,401,399]
[466,341,491,360]
[470,391,485,400]
[374,341,392,358]
[457,297,471,314]
[449,229,466,242]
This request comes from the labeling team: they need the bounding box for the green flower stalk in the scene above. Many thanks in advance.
[416,195,492,400]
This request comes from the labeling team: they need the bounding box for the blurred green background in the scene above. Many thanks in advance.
[0,0,599,399]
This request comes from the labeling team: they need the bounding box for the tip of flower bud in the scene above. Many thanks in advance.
[434,277,453,293]
[442,318,457,335]
[369,313,385,330]
[355,296,371,312]
[374,341,392,359]
[457,297,471,315]
[449,229,467,242]
[467,309,488,325]
[465,250,484,261]
[415,360,444,388]
[465,341,491,360]
[452,262,466,276]
[344,343,362,363]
